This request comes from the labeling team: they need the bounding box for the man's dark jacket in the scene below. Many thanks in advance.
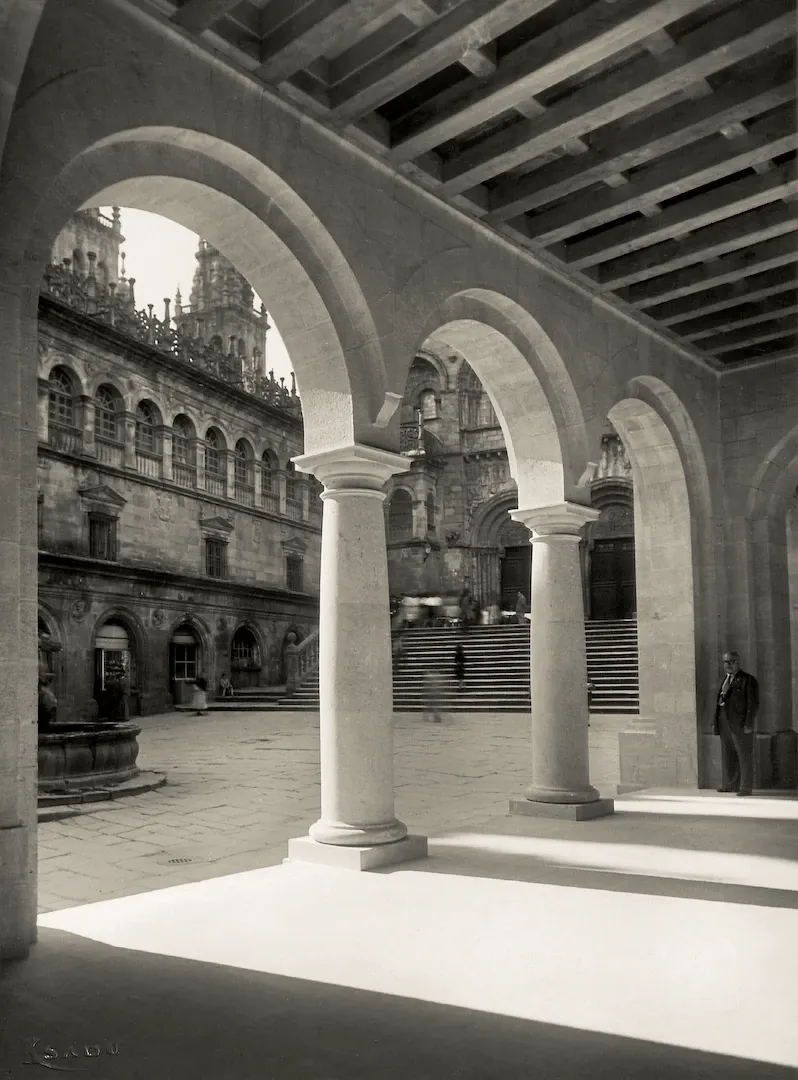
[713,670,759,735]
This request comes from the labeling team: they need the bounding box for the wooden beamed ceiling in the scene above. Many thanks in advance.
[163,0,798,367]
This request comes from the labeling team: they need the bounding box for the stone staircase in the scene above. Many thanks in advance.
[211,620,639,715]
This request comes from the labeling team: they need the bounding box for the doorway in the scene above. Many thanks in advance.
[169,624,200,706]
[589,538,636,620]
[94,620,133,719]
[500,546,531,612]
[230,626,261,690]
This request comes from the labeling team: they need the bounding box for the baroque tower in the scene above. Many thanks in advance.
[173,239,270,377]
[50,207,125,288]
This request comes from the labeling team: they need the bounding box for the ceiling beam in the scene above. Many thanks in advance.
[715,341,798,366]
[486,67,793,221]
[171,0,243,34]
[701,315,798,355]
[440,0,795,195]
[619,232,798,308]
[682,297,798,340]
[530,107,796,249]
[594,197,798,292]
[328,0,550,125]
[389,0,717,164]
[255,0,399,84]
[399,0,497,77]
[646,266,798,324]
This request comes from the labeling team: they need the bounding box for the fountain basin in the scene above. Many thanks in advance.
[38,723,141,792]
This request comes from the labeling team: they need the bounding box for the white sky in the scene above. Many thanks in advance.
[107,207,294,383]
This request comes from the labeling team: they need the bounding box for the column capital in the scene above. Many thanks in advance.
[294,443,407,491]
[512,501,600,536]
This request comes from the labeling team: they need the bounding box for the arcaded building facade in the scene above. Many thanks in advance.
[1,0,797,959]
[37,210,321,722]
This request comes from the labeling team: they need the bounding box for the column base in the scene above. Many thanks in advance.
[522,783,603,804]
[510,796,615,821]
[308,817,408,846]
[285,833,428,871]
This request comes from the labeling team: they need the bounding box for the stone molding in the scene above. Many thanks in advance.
[294,443,407,492]
[512,502,600,536]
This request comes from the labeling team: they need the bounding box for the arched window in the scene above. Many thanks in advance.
[234,439,254,505]
[460,367,498,429]
[95,385,121,442]
[388,489,413,539]
[285,460,302,520]
[261,449,279,511]
[172,415,196,488]
[205,428,223,475]
[426,492,436,532]
[419,389,437,420]
[135,402,157,454]
[231,626,259,671]
[47,368,75,428]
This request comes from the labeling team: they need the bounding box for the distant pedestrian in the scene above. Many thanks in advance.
[422,669,445,723]
[192,675,209,716]
[219,673,234,698]
[453,643,466,691]
[515,591,528,625]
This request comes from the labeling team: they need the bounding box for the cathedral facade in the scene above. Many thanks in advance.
[37,210,321,722]
[385,353,635,617]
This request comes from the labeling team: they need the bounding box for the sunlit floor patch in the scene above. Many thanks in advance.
[39,857,798,1068]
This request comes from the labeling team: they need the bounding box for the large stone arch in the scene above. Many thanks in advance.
[416,289,589,509]
[608,375,716,788]
[2,128,395,450]
[746,425,798,736]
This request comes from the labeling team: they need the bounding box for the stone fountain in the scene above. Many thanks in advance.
[37,630,144,799]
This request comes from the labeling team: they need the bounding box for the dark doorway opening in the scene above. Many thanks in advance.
[500,546,531,612]
[589,538,636,620]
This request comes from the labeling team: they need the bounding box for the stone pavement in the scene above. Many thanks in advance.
[37,710,624,913]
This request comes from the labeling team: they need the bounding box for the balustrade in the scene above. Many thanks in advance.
[48,423,82,455]
[234,481,255,507]
[95,436,124,468]
[135,449,162,478]
[172,462,197,489]
[204,473,227,499]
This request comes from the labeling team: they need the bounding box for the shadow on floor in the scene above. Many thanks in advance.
[0,929,790,1080]
[382,810,798,909]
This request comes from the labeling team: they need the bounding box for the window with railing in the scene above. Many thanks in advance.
[259,451,278,512]
[204,429,226,497]
[95,385,123,466]
[233,439,254,506]
[286,554,304,592]
[204,537,227,579]
[285,461,303,520]
[47,368,81,451]
[135,401,161,477]
[89,512,117,561]
[172,415,196,488]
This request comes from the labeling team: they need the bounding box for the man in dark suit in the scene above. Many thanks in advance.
[714,651,759,796]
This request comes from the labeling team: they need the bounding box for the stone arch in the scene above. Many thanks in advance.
[1,111,393,449]
[608,376,715,787]
[417,289,588,508]
[91,607,148,704]
[229,619,266,690]
[746,424,798,735]
[166,612,215,701]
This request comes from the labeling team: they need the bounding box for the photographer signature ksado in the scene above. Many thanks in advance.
[22,1039,120,1072]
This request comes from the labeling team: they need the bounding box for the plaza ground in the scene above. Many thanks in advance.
[3,710,798,1078]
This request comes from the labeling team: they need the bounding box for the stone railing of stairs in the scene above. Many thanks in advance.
[284,629,319,695]
[255,619,639,714]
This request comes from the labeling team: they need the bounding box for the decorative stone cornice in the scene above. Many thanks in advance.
[512,502,600,536]
[294,443,407,491]
[78,484,127,511]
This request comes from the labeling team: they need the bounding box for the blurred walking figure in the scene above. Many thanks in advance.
[453,643,466,691]
[192,675,209,716]
[423,668,445,723]
[515,591,528,625]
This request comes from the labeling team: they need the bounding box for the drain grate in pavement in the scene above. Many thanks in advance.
[167,857,194,864]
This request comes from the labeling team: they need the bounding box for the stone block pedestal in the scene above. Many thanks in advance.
[286,834,428,871]
[509,797,615,821]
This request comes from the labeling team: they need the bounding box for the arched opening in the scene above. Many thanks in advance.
[172,413,197,489]
[586,475,636,622]
[46,365,80,453]
[93,618,135,721]
[135,399,162,477]
[204,426,227,497]
[233,438,254,506]
[230,625,261,691]
[261,448,280,513]
[94,382,124,467]
[609,393,699,787]
[169,622,203,707]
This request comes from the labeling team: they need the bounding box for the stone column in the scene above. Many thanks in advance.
[159,426,172,482]
[122,412,136,470]
[287,444,427,870]
[509,503,613,821]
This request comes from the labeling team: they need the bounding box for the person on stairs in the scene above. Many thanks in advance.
[453,643,466,691]
[714,651,758,796]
